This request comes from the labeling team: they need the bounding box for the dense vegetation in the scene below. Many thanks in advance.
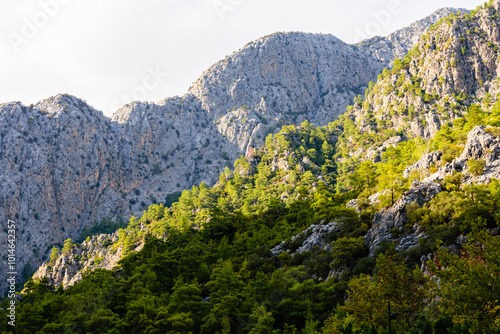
[2,2,500,333]
[2,117,499,333]
[338,102,498,188]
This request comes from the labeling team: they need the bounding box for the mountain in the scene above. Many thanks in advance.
[0,7,468,294]
[3,2,500,333]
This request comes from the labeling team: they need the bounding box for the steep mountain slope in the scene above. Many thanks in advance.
[0,98,125,281]
[189,7,468,145]
[343,2,500,150]
[0,94,235,291]
[27,119,500,332]
[357,7,470,63]
[0,8,464,294]
[33,121,341,288]
[334,1,500,255]
[33,0,500,287]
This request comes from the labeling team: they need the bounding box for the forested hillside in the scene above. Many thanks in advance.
[2,2,500,334]
[7,120,500,333]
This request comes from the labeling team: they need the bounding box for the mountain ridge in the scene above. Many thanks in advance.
[0,7,470,294]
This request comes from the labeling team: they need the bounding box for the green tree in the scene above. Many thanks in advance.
[330,237,366,269]
[321,140,334,158]
[490,100,500,126]
[378,165,404,206]
[427,228,500,332]
[49,246,60,263]
[166,312,195,334]
[342,274,385,329]
[201,261,244,334]
[167,276,204,331]
[357,161,378,189]
[376,251,427,329]
[348,161,378,194]
[342,251,428,332]
[247,305,275,334]
[466,105,484,129]
[62,238,74,254]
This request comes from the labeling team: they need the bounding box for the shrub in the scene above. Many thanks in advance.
[62,239,74,254]
[467,158,486,176]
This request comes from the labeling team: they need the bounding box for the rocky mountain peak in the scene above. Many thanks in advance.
[357,7,471,64]
[33,94,102,118]
[188,31,382,127]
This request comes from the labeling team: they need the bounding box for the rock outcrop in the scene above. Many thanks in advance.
[271,221,341,256]
[357,7,470,64]
[365,124,500,255]
[404,151,443,178]
[415,126,500,184]
[365,181,442,255]
[31,232,136,289]
[345,1,500,160]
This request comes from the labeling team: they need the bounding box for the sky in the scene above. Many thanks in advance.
[0,0,486,117]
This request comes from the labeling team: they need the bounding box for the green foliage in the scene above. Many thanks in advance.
[5,123,351,333]
[77,218,128,243]
[330,237,366,268]
[466,105,485,129]
[406,179,500,246]
[62,238,74,254]
[468,158,486,176]
[7,6,500,331]
[336,229,500,332]
[49,246,60,263]
[427,228,500,332]
[340,250,427,332]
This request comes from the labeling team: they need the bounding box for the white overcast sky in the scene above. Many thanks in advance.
[0,0,485,116]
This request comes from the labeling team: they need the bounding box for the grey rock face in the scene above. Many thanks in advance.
[396,225,428,253]
[190,32,384,128]
[347,191,386,213]
[365,181,441,255]
[294,222,341,254]
[0,94,236,293]
[460,126,498,161]
[0,96,127,290]
[404,151,443,178]
[348,5,500,145]
[346,199,361,213]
